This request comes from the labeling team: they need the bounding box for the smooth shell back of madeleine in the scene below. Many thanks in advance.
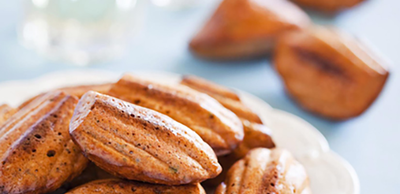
[274,27,389,120]
[189,0,310,60]
[292,0,365,13]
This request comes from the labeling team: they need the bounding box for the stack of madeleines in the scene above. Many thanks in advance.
[190,0,389,121]
[0,74,311,194]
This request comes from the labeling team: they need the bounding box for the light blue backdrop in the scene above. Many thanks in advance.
[0,0,399,193]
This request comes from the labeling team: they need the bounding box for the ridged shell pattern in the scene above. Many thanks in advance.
[0,104,16,127]
[216,148,311,194]
[69,91,222,185]
[181,75,275,158]
[107,74,244,156]
[0,91,88,194]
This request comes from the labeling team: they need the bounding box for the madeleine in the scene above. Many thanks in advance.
[274,27,389,120]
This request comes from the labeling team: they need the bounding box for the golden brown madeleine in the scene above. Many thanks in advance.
[274,27,389,120]
[59,83,112,98]
[215,148,312,194]
[181,76,275,187]
[292,0,365,13]
[0,91,88,194]
[0,104,16,126]
[66,179,206,194]
[181,75,261,123]
[18,83,112,109]
[233,121,274,158]
[189,0,310,60]
[204,122,275,187]
[181,75,241,102]
[70,91,222,185]
[216,98,263,124]
[18,94,45,110]
[181,75,275,156]
[108,74,244,156]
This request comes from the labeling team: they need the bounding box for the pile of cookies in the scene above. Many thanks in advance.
[190,0,389,120]
[0,74,310,194]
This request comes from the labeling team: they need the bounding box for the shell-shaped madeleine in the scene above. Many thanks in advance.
[203,122,276,187]
[0,104,16,126]
[58,83,112,98]
[189,0,310,60]
[69,91,222,185]
[274,26,389,120]
[233,121,274,158]
[181,75,263,124]
[181,75,275,157]
[216,148,311,194]
[66,179,206,194]
[181,76,275,187]
[181,75,241,102]
[107,74,244,156]
[0,91,88,194]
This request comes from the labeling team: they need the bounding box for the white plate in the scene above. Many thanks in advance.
[0,70,360,194]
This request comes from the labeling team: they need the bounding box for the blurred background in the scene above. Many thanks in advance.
[0,0,399,193]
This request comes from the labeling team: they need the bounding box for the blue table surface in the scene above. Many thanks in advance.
[0,0,399,193]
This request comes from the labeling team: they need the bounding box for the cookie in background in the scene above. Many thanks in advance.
[190,0,310,60]
[274,26,389,120]
[292,0,365,13]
